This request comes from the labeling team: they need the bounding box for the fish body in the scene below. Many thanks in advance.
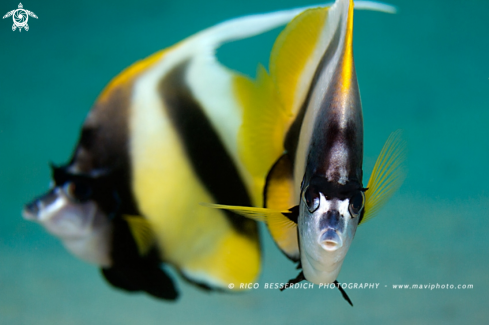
[23,6,334,299]
[206,0,405,304]
[292,0,364,285]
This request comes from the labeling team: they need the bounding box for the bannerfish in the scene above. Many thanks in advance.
[22,5,339,300]
[204,0,405,305]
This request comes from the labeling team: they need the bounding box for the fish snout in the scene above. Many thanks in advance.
[23,199,41,220]
[318,210,345,251]
[319,228,343,251]
[318,210,345,232]
[22,188,59,221]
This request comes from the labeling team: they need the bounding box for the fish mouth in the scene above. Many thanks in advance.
[22,200,40,220]
[22,188,59,221]
[319,228,343,251]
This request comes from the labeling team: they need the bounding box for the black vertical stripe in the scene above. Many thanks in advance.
[159,61,257,238]
[68,85,140,216]
[311,39,363,182]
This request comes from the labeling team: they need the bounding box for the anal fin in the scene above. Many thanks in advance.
[104,215,178,300]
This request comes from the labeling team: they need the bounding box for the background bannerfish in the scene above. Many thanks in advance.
[22,5,338,299]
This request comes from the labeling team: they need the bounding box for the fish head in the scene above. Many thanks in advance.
[22,165,115,266]
[22,165,113,241]
[298,176,364,283]
[300,177,364,250]
[23,184,102,240]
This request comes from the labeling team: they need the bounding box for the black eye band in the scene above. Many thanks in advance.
[50,163,120,217]
[51,163,70,186]
[307,176,364,201]
[63,181,93,202]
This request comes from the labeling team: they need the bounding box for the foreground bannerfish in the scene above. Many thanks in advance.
[205,0,405,305]
[22,6,334,300]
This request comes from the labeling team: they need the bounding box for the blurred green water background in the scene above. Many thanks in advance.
[1,0,488,323]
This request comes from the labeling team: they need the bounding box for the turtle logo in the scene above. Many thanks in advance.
[3,3,37,32]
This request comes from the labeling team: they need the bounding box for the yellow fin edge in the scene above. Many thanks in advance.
[361,130,407,225]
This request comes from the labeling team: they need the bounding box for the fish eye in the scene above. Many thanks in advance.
[349,192,365,218]
[302,186,320,213]
[63,181,92,202]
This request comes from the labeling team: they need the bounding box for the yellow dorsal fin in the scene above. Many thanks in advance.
[234,7,332,194]
[235,2,395,204]
[270,0,396,118]
[270,7,330,119]
[123,215,156,256]
[361,130,407,225]
[234,65,287,203]
[264,154,300,260]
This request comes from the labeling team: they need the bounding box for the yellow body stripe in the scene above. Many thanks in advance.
[130,76,260,287]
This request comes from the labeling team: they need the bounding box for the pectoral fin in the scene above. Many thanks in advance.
[201,203,294,226]
[202,154,300,261]
[361,130,407,225]
[123,215,156,256]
